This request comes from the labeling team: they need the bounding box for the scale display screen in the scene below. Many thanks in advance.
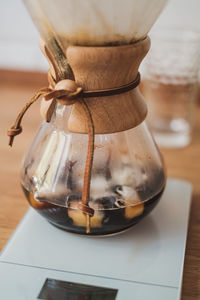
[38,278,118,300]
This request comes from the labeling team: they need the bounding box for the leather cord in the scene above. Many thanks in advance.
[45,72,140,100]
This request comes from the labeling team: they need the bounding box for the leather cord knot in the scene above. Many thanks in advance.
[77,203,95,234]
[7,126,22,140]
[7,81,83,147]
[44,87,83,103]
[77,203,95,217]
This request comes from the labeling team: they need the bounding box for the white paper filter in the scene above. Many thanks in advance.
[24,0,168,46]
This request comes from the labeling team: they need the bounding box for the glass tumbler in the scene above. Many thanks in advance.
[141,29,200,148]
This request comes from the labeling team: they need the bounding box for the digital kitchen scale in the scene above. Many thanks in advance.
[0,178,192,300]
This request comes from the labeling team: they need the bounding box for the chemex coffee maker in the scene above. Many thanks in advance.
[8,0,168,236]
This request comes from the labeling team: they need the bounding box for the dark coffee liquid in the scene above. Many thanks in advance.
[22,185,164,236]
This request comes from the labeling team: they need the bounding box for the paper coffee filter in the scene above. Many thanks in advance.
[24,0,168,47]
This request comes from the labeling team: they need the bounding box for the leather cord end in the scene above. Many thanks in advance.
[77,203,94,217]
[7,126,22,147]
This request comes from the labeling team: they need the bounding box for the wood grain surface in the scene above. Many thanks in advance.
[67,39,149,134]
[0,69,200,299]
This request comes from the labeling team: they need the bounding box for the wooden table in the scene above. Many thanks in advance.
[0,70,200,299]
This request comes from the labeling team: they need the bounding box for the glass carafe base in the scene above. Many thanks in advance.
[22,185,165,236]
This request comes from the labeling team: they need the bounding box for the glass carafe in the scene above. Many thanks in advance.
[20,0,167,235]
[21,105,165,235]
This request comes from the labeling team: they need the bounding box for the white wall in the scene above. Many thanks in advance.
[0,0,48,71]
[152,0,200,32]
[0,0,199,72]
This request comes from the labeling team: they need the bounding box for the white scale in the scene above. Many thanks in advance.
[0,178,192,300]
